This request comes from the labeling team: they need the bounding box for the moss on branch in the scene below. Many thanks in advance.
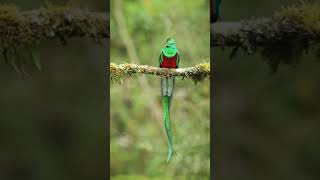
[0,4,109,49]
[0,4,108,71]
[110,63,210,84]
[211,2,320,71]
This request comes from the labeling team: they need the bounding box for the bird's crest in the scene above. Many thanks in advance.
[165,38,176,48]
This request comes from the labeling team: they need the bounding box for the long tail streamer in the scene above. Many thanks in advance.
[161,77,175,162]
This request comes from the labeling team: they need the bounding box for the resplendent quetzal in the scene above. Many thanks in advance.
[211,0,222,23]
[159,38,180,162]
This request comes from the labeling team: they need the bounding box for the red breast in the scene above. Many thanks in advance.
[160,53,178,68]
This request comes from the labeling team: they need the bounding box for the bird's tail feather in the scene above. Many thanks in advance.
[162,95,174,162]
[161,77,176,163]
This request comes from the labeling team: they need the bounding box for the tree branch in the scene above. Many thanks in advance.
[211,3,320,48]
[0,4,109,49]
[211,2,320,71]
[110,63,210,83]
[210,18,315,48]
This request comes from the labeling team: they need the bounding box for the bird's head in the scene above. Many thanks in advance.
[165,38,176,48]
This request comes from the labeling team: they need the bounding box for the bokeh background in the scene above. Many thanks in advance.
[0,0,108,180]
[214,0,320,180]
[110,0,210,179]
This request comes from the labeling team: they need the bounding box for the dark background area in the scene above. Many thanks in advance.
[213,0,320,180]
[0,0,108,180]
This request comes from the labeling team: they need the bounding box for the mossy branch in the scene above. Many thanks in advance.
[211,2,320,71]
[110,63,210,83]
[0,4,108,72]
[0,4,109,49]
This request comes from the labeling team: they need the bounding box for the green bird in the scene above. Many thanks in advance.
[159,38,180,162]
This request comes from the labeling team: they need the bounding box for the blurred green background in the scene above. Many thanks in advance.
[0,0,107,180]
[214,0,320,180]
[110,0,210,179]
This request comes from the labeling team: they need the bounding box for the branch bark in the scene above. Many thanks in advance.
[211,16,320,71]
[0,4,109,49]
[110,63,210,82]
[210,2,320,71]
[210,18,315,48]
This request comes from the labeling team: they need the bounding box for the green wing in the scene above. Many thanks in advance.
[176,51,180,68]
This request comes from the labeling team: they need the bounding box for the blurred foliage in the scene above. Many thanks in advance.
[110,0,210,179]
[214,0,320,180]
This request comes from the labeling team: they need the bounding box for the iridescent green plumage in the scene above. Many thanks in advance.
[159,38,180,163]
[162,95,173,162]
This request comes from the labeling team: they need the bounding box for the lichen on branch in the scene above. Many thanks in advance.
[211,2,320,71]
[0,4,109,49]
[110,63,210,84]
[0,3,108,71]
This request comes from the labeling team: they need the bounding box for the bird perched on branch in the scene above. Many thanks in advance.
[211,0,222,23]
[159,38,180,163]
